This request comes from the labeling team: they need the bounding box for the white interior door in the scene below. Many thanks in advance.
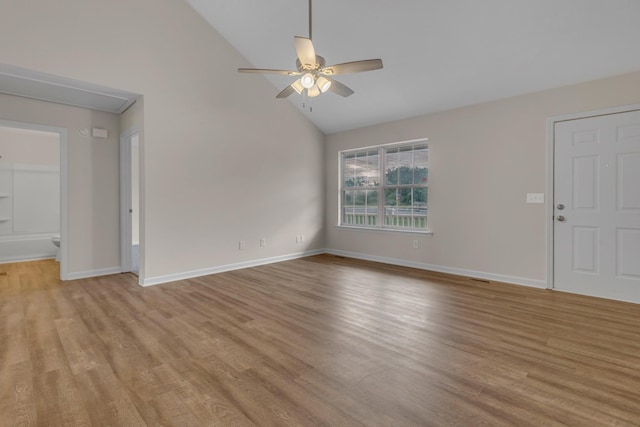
[554,109,640,303]
[120,129,139,276]
[130,134,139,275]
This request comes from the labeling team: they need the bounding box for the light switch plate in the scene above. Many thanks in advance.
[526,193,545,204]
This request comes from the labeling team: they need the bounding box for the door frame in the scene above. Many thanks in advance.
[545,102,640,290]
[119,127,139,276]
[0,118,68,279]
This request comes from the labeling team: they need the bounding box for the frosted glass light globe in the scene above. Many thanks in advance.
[301,73,315,89]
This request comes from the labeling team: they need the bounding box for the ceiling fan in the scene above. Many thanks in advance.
[238,0,383,99]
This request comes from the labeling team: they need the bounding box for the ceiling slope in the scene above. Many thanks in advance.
[187,0,640,134]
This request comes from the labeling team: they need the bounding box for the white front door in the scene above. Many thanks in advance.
[554,109,640,303]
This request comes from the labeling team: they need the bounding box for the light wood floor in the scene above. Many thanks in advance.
[1,255,640,426]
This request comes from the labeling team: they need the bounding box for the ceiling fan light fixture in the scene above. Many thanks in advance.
[317,76,332,93]
[307,84,321,97]
[301,72,315,89]
[291,79,304,94]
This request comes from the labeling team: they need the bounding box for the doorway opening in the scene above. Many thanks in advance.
[0,119,67,278]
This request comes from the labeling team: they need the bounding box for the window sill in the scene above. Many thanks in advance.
[336,225,434,236]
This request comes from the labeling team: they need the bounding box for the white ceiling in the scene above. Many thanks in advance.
[187,0,640,134]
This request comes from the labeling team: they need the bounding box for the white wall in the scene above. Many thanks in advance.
[0,163,59,233]
[0,126,60,258]
[0,93,121,275]
[0,126,60,262]
[0,0,324,283]
[0,126,59,165]
[326,71,640,286]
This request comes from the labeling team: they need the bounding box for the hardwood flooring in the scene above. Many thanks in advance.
[1,255,640,426]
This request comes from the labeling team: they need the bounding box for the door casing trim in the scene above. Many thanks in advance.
[119,127,139,278]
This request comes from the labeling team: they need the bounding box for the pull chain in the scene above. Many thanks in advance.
[301,90,314,113]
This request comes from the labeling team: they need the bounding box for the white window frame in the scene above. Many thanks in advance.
[339,138,430,233]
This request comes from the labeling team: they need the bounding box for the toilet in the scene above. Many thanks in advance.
[51,235,61,262]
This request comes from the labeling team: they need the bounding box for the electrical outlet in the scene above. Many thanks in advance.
[239,240,245,250]
[260,238,266,247]
[300,234,305,243]
[413,240,419,249]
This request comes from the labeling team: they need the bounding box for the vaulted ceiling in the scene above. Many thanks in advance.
[187,0,640,134]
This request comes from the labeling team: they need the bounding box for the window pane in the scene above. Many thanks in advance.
[356,150,379,187]
[343,191,355,225]
[384,188,398,206]
[397,147,413,185]
[414,187,427,205]
[384,187,413,207]
[343,191,353,206]
[414,145,428,185]
[385,147,398,185]
[345,150,379,188]
[367,190,378,226]
[343,153,356,187]
[397,188,412,207]
[343,189,379,226]
[386,145,419,186]
[384,188,400,227]
[414,187,428,228]
[384,187,427,228]
[367,189,378,205]
[414,167,428,185]
[414,144,428,166]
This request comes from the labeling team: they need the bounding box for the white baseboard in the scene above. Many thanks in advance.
[58,247,546,291]
[324,249,548,289]
[64,266,122,280]
[141,249,325,287]
[0,254,55,264]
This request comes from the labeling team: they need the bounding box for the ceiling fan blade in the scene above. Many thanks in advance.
[327,78,354,97]
[294,36,317,69]
[238,68,300,76]
[321,59,383,75]
[276,84,297,99]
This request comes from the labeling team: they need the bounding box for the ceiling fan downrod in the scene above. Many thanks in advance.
[308,0,313,40]
[305,0,313,112]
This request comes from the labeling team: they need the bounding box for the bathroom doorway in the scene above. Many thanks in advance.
[0,119,67,276]
[120,129,139,276]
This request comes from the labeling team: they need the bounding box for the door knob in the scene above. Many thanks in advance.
[557,215,566,222]
[557,204,565,210]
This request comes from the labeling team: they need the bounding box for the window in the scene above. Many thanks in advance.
[340,139,429,231]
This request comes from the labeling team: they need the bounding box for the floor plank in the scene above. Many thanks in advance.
[1,256,640,426]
